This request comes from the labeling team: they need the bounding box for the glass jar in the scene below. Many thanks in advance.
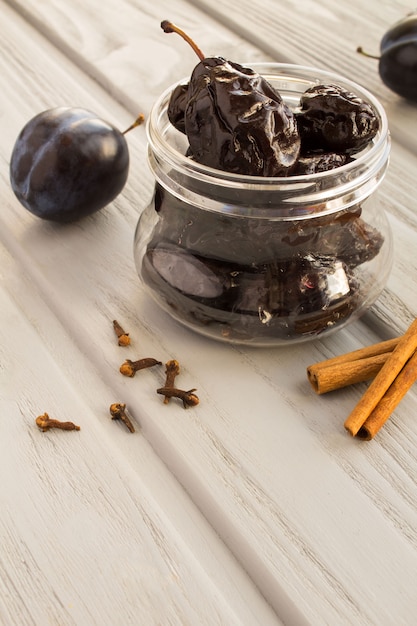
[134,63,393,346]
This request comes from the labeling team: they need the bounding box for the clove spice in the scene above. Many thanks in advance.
[109,403,135,433]
[120,357,162,377]
[35,412,80,432]
[113,320,131,347]
[156,387,199,408]
[162,359,180,403]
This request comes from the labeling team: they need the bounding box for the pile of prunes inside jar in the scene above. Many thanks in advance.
[139,22,385,343]
[162,21,379,177]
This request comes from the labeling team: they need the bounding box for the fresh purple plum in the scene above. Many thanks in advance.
[10,107,129,222]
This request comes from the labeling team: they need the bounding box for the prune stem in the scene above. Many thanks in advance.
[356,46,380,60]
[161,20,205,61]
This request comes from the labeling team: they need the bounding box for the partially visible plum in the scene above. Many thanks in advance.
[358,13,417,102]
[9,107,137,222]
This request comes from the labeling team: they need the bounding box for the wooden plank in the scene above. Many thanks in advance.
[4,0,270,117]
[2,1,417,624]
[0,247,281,625]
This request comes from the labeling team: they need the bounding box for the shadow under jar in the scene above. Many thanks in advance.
[134,63,393,346]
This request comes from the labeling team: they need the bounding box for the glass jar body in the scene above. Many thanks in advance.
[134,64,393,346]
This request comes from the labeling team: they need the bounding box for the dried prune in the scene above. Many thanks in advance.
[292,152,350,175]
[184,57,300,176]
[295,84,378,154]
[162,21,300,176]
[167,83,189,134]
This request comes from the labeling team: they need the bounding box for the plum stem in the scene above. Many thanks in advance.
[161,20,205,61]
[357,46,380,60]
[123,113,145,135]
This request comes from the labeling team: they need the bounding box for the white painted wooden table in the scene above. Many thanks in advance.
[2,1,417,624]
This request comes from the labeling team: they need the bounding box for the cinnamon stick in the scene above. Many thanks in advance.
[344,318,417,437]
[355,350,417,439]
[307,337,399,394]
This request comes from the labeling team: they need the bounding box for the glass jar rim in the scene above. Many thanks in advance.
[147,61,389,188]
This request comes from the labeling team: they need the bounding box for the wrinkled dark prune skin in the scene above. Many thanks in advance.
[167,83,189,134]
[292,152,350,175]
[295,84,378,154]
[181,57,300,176]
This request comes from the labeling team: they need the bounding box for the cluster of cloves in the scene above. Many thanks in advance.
[34,318,199,437]
[116,320,199,411]
[35,319,139,435]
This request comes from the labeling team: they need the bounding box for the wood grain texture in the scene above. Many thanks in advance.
[2,0,417,624]
[0,245,281,626]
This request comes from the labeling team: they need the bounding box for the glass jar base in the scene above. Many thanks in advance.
[140,247,381,346]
